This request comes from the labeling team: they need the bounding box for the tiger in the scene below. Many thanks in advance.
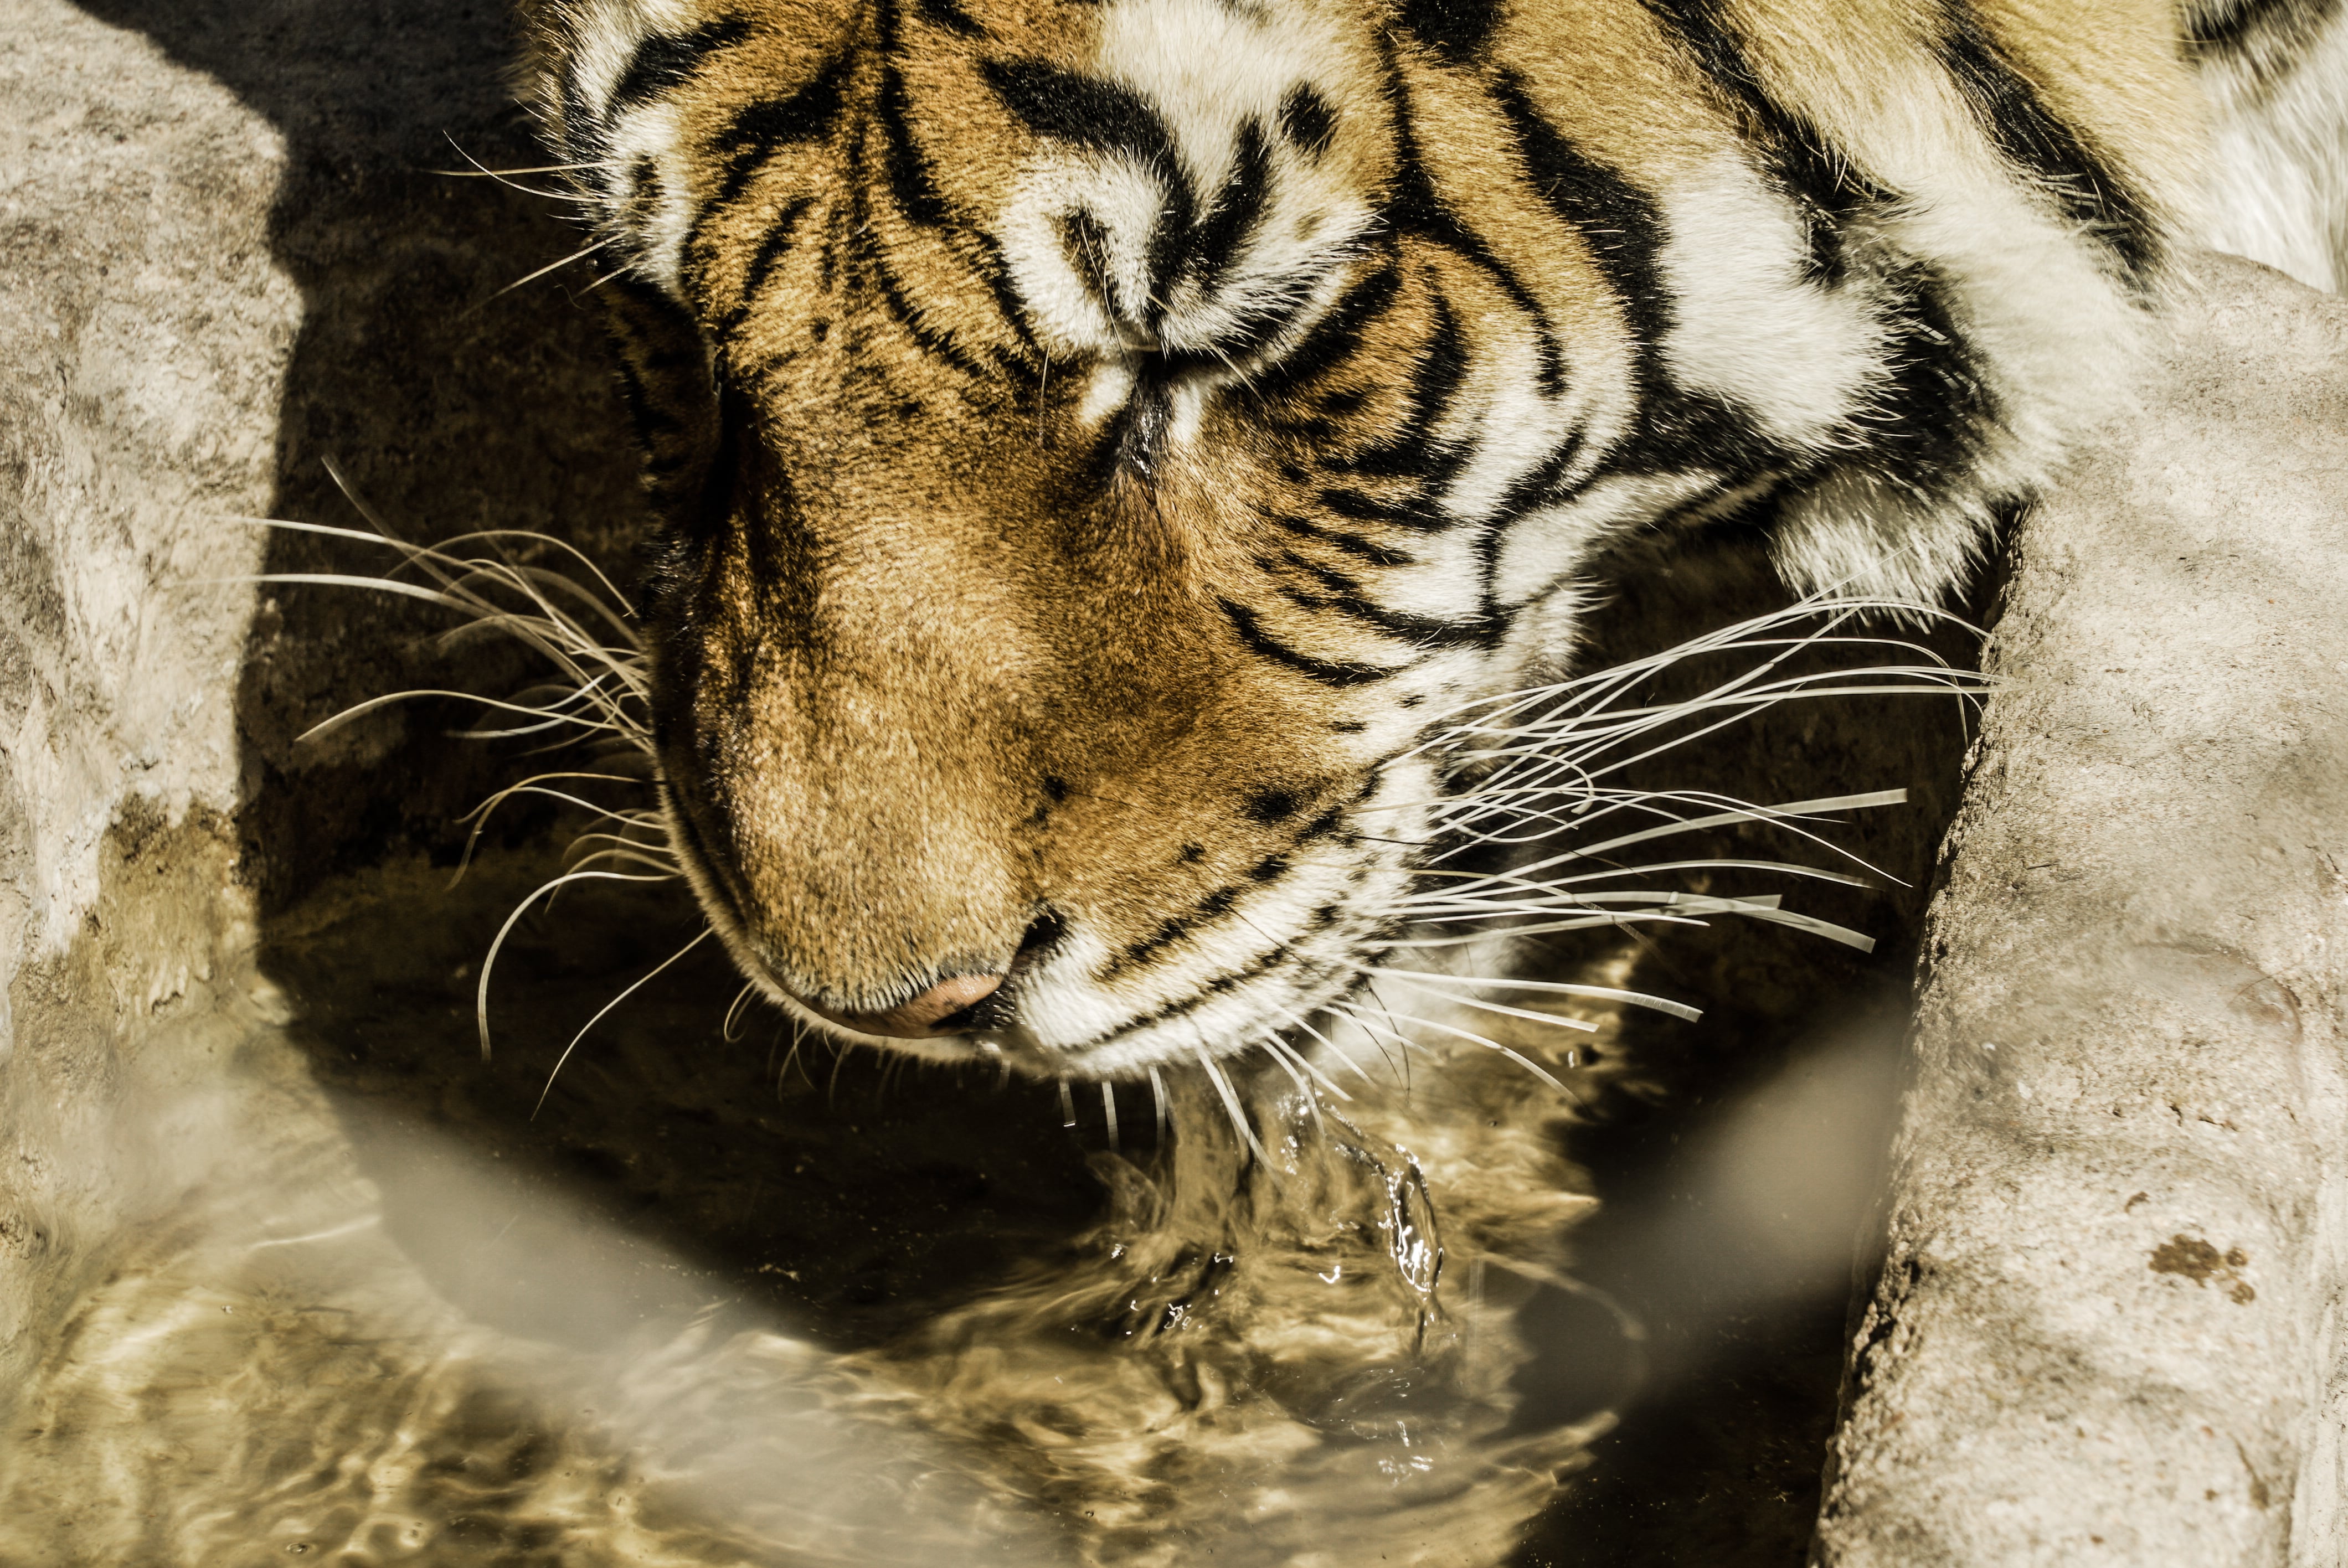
[507,0,2342,1084]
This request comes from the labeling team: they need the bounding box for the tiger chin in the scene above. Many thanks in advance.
[508,0,2316,1082]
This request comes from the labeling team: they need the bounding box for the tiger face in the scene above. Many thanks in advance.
[516,0,2194,1077]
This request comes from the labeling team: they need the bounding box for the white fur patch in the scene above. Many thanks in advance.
[1655,154,1886,451]
[2201,6,2348,292]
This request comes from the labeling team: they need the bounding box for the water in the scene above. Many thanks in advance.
[0,852,1647,1566]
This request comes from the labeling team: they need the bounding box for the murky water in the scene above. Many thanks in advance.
[1,854,1671,1566]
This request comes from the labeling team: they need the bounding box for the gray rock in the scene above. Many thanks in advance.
[0,0,639,1417]
[1815,254,2348,1566]
[0,0,285,1407]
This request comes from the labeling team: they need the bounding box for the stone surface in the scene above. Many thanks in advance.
[1814,254,2348,1566]
[0,0,286,1411]
[0,0,284,976]
[0,0,640,1419]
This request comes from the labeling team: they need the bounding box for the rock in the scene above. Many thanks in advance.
[0,0,287,1409]
[0,0,639,1418]
[1815,254,2348,1566]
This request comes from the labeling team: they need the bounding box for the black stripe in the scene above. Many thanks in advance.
[878,64,951,228]
[1114,885,1243,969]
[1125,942,1308,1028]
[1218,598,1404,685]
[1318,486,1452,533]
[1280,85,1338,159]
[610,18,755,116]
[1245,785,1302,822]
[1486,426,1589,523]
[1936,1,2161,283]
[916,0,987,37]
[1399,0,1506,67]
[982,58,1178,168]
[2186,0,2340,53]
[1329,293,1469,479]
[720,195,818,337]
[960,228,1047,369]
[1250,259,1402,398]
[1387,123,1566,396]
[1265,512,1417,568]
[1852,260,1997,499]
[708,54,854,216]
[1187,118,1275,291]
[1294,804,1347,844]
[981,59,1196,326]
[1639,0,1885,282]
[560,66,608,167]
[866,246,995,382]
[1060,209,1124,328]
[1276,552,1495,647]
[1494,74,1780,482]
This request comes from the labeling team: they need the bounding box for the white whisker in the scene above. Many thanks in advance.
[534,928,714,1117]
[1258,1037,1325,1129]
[485,232,624,302]
[1333,1000,1574,1097]
[1191,1045,1271,1166]
[1361,967,1703,1023]
[723,982,760,1043]
[1265,1008,1362,1096]
[478,869,678,1059]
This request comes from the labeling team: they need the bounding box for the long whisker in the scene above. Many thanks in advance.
[1192,1044,1271,1166]
[1331,999,1579,1100]
[1258,1036,1326,1130]
[723,982,761,1043]
[483,232,624,302]
[477,869,676,1060]
[534,928,714,1118]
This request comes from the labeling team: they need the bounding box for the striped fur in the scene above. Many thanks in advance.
[509,0,2303,1078]
[2193,0,2348,288]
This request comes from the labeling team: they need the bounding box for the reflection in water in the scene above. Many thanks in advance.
[0,967,1628,1566]
[0,932,1901,1565]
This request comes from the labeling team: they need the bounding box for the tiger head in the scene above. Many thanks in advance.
[516,0,2188,1076]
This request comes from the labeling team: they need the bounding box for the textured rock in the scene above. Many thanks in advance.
[1815,254,2348,1566]
[0,0,286,1409]
[0,0,640,1419]
[0,0,285,972]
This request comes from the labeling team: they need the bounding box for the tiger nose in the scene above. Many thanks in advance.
[831,972,1005,1038]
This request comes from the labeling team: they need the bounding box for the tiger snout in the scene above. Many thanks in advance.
[645,470,1389,1069]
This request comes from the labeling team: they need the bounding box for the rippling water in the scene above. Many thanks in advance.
[1,844,1903,1565]
[0,857,1660,1565]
